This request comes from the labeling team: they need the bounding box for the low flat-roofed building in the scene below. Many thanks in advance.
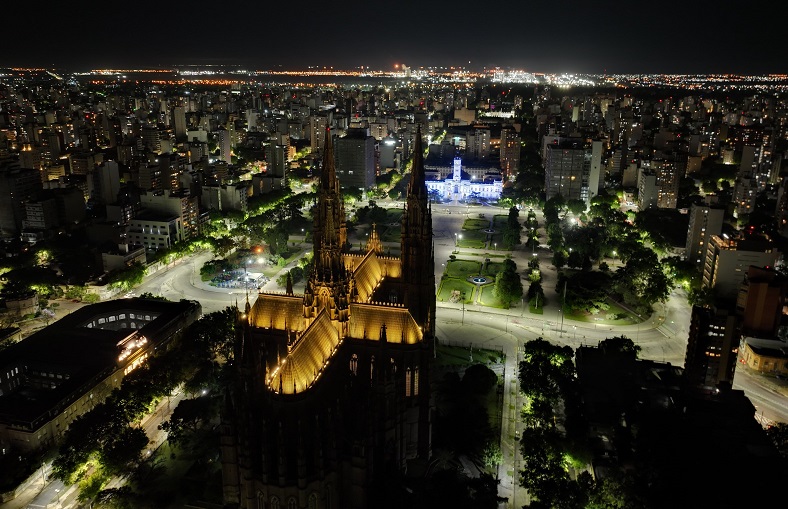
[0,297,201,452]
[740,337,788,376]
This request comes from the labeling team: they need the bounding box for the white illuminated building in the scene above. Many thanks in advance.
[425,157,503,202]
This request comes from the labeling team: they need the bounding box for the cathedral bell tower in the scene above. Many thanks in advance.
[400,126,435,334]
[303,128,351,325]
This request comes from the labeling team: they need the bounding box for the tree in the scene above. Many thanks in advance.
[493,259,523,308]
[766,423,788,460]
[107,262,146,293]
[598,336,641,359]
[100,425,149,473]
[159,396,215,448]
[502,207,522,249]
[566,198,586,216]
[552,250,567,269]
[519,338,575,405]
[65,285,88,301]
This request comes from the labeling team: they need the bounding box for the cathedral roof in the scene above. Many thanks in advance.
[352,250,384,302]
[268,309,340,395]
[249,293,305,332]
[348,303,423,344]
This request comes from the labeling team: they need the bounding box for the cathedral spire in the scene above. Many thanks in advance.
[408,125,428,200]
[366,223,383,254]
[400,124,435,333]
[320,127,339,194]
[286,271,293,296]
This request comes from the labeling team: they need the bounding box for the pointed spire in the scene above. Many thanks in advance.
[408,125,427,198]
[320,127,337,192]
[366,223,383,254]
[286,271,293,296]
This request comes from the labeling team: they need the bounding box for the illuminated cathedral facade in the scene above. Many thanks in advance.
[221,128,436,509]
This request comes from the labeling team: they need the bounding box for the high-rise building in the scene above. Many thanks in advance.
[309,115,329,153]
[684,305,740,393]
[637,168,658,210]
[221,129,435,509]
[544,139,590,202]
[216,127,232,163]
[334,128,376,190]
[466,126,491,160]
[702,234,780,299]
[139,190,199,241]
[499,125,520,180]
[587,140,603,202]
[142,126,161,154]
[0,167,43,236]
[173,106,187,142]
[685,205,725,268]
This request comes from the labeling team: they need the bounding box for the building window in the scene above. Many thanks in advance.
[308,493,317,509]
[414,367,419,396]
[288,498,297,509]
[350,354,358,376]
[405,367,412,397]
[270,497,279,509]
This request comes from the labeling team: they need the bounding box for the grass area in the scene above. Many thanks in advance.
[483,261,505,278]
[562,298,640,325]
[452,251,508,259]
[446,259,482,278]
[435,344,505,367]
[493,215,508,229]
[258,250,306,278]
[436,278,476,303]
[386,209,403,223]
[478,284,508,308]
[529,302,545,314]
[381,224,401,242]
[463,218,490,230]
[457,229,487,249]
[489,233,504,250]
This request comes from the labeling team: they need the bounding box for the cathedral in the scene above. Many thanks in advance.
[221,128,436,509]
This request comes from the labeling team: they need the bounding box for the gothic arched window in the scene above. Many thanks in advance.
[405,367,412,397]
[271,496,280,509]
[287,498,297,509]
[308,493,318,509]
[350,354,358,375]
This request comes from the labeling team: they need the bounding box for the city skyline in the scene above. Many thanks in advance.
[6,0,788,75]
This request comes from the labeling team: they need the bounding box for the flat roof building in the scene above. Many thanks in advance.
[0,298,201,452]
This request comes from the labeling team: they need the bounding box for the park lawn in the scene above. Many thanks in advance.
[562,298,639,325]
[478,284,509,308]
[529,301,544,314]
[458,229,487,249]
[385,209,403,221]
[381,224,401,242]
[463,218,489,230]
[446,259,482,278]
[493,215,508,229]
[489,232,504,250]
[483,261,505,278]
[435,344,505,367]
[436,278,476,303]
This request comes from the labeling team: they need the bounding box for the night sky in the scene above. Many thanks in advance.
[6,0,787,74]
